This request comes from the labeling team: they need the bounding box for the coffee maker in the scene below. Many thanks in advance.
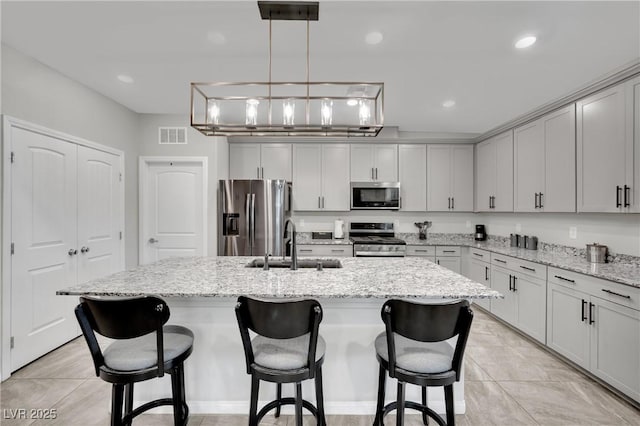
[475,224,487,241]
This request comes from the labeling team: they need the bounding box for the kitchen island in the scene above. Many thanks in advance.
[58,256,501,415]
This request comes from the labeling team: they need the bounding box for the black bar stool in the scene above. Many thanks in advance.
[373,299,473,426]
[75,295,194,426]
[235,296,326,426]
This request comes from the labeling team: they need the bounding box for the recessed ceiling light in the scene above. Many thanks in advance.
[207,31,226,45]
[442,100,456,108]
[117,74,134,84]
[515,36,537,49]
[365,31,383,45]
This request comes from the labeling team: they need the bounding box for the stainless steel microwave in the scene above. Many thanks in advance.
[351,182,401,210]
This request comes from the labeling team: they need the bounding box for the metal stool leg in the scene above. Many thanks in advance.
[315,365,326,426]
[373,363,386,426]
[421,386,428,425]
[275,383,282,418]
[124,383,134,426]
[249,376,260,426]
[444,384,455,426]
[396,382,405,426]
[295,382,303,426]
[111,383,125,426]
[171,367,185,426]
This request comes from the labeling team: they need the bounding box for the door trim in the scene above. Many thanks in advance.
[1,115,125,380]
[138,156,209,264]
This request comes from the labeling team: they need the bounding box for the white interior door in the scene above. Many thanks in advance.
[77,146,123,284]
[10,127,79,371]
[140,158,207,265]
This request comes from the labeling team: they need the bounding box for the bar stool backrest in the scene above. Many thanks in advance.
[381,299,473,380]
[235,296,323,375]
[75,295,170,377]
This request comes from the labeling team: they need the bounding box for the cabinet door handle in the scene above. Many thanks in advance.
[589,302,595,325]
[451,197,455,209]
[437,259,440,265]
[300,249,313,253]
[520,265,536,272]
[331,249,344,253]
[601,289,631,299]
[375,168,378,180]
[581,299,587,322]
[624,185,630,207]
[415,249,430,253]
[554,275,575,284]
[261,167,264,178]
[495,258,507,264]
[257,167,261,179]
[322,196,325,208]
[485,266,489,281]
[473,252,484,257]
[442,250,456,253]
[488,195,492,209]
[508,274,513,291]
[539,192,543,208]
[534,192,539,209]
[616,185,622,208]
[318,196,321,208]
[512,276,517,292]
[371,168,374,180]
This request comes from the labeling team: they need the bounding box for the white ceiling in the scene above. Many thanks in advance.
[2,1,639,135]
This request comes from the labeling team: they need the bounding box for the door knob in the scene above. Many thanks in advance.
[148,238,159,244]
[68,249,77,256]
[80,246,90,253]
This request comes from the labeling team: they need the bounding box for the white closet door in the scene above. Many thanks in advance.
[77,146,122,284]
[10,127,79,371]
[141,159,206,264]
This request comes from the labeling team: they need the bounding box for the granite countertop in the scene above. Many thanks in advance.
[296,233,353,245]
[400,233,640,289]
[57,256,501,300]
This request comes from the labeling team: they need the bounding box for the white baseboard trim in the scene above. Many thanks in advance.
[135,400,466,415]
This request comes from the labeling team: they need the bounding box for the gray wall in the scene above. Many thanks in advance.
[137,114,228,255]
[1,44,140,268]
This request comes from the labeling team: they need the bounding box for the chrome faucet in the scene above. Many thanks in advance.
[283,218,298,270]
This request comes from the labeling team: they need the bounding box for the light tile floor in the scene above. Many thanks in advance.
[1,308,638,425]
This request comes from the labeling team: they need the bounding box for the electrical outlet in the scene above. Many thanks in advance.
[466,221,471,228]
[569,226,577,239]
[515,223,522,232]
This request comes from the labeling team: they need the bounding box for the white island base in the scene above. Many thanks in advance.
[133,297,466,416]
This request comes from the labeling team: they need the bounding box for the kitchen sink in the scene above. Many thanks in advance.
[246,258,343,269]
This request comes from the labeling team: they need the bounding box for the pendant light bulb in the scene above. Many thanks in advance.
[283,99,295,127]
[359,100,371,126]
[321,100,333,126]
[246,99,259,126]
[208,101,220,125]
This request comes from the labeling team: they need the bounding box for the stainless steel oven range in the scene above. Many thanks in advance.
[349,222,406,257]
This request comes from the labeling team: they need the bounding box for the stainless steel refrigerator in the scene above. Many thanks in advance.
[218,179,291,256]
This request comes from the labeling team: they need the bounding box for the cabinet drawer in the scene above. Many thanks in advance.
[406,245,436,257]
[491,253,517,269]
[469,248,490,263]
[436,246,460,257]
[548,267,639,311]
[297,244,353,257]
[510,258,547,280]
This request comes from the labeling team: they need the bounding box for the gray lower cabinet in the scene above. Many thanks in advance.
[296,244,352,257]
[547,268,640,402]
[490,255,546,344]
[467,248,491,311]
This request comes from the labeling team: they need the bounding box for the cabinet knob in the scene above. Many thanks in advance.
[68,249,77,256]
[148,238,159,244]
[80,246,90,253]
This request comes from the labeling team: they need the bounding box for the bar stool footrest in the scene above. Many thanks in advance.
[256,397,319,423]
[382,400,446,426]
[122,398,189,426]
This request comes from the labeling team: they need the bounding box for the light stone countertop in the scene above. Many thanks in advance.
[297,232,639,288]
[57,256,501,300]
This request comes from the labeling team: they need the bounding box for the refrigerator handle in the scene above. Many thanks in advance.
[250,193,256,247]
[245,193,252,246]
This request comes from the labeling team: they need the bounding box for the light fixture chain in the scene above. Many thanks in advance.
[268,17,272,126]
[306,18,310,125]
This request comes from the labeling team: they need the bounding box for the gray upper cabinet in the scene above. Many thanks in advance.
[476,131,513,212]
[229,143,292,181]
[514,104,576,212]
[292,144,350,211]
[577,76,639,213]
[427,145,473,212]
[398,144,427,211]
[350,144,398,182]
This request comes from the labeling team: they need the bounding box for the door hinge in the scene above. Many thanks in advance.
[119,231,123,240]
[10,336,14,349]
[11,242,15,255]
[10,152,15,163]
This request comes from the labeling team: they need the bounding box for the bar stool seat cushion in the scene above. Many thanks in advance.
[375,332,453,374]
[252,333,326,370]
[103,325,194,371]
